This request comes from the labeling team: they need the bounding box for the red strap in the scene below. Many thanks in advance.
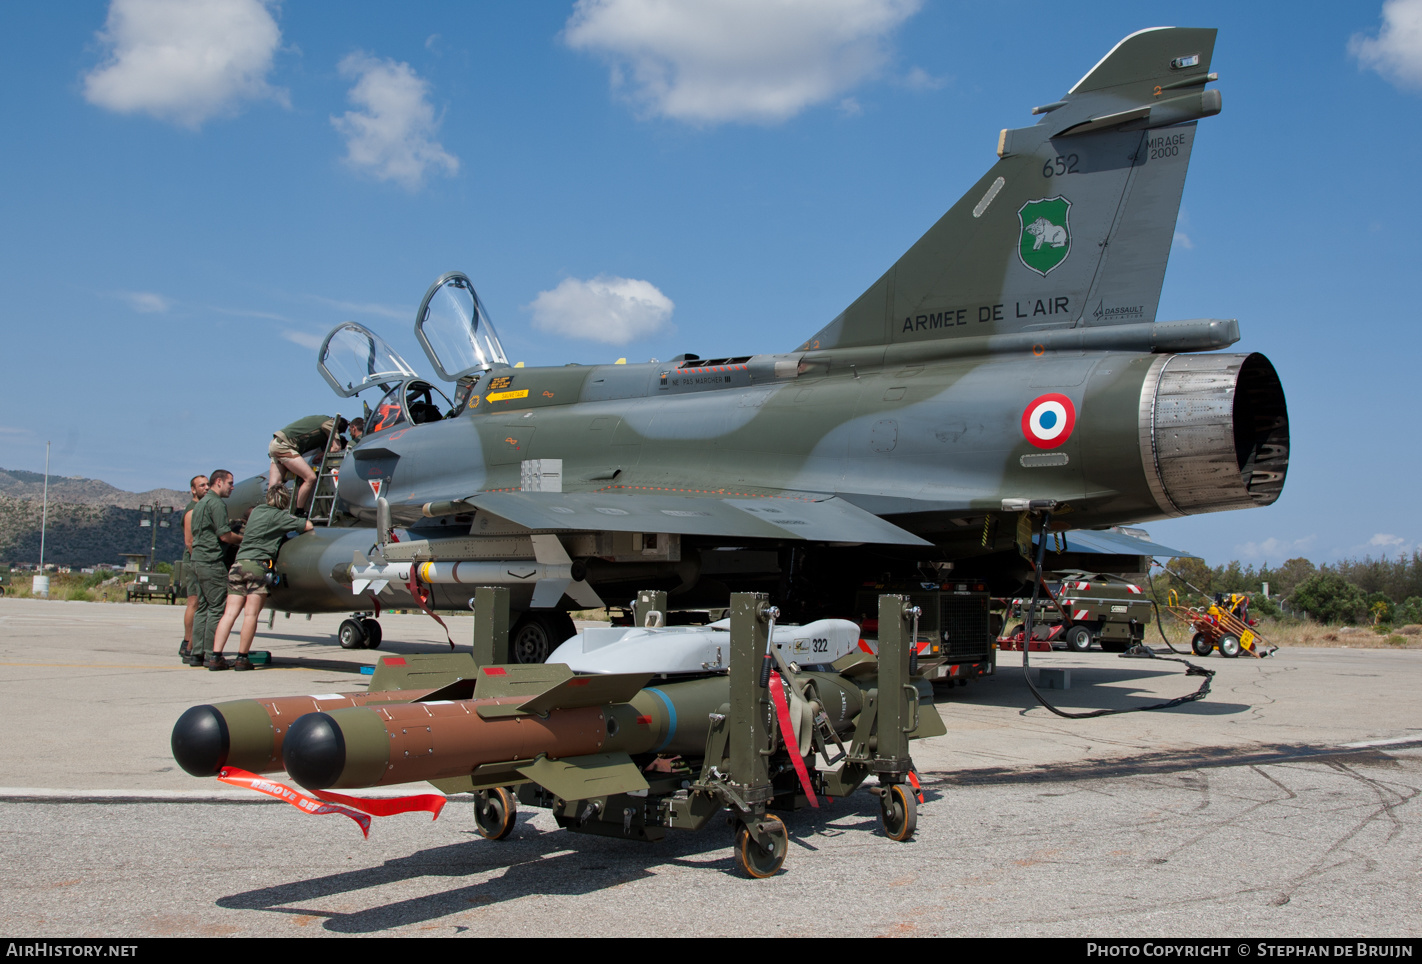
[218,767,371,838]
[406,574,455,650]
[907,769,924,804]
[217,767,446,836]
[768,673,818,808]
[313,786,446,820]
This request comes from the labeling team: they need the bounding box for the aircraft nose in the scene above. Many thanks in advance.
[170,705,230,777]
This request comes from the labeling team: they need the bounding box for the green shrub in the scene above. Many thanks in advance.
[1291,572,1369,624]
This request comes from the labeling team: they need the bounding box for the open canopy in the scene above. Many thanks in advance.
[317,322,422,398]
[414,271,509,381]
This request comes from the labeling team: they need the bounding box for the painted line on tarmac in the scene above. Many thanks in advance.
[0,661,347,671]
[0,786,448,804]
[1340,734,1422,750]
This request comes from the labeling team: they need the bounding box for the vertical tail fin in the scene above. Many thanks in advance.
[804,27,1219,351]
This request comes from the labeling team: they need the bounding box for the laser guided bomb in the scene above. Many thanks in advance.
[219,27,1286,657]
[172,594,944,877]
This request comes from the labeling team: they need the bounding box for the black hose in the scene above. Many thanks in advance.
[1020,511,1213,719]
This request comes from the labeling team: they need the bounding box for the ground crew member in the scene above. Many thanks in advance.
[188,470,241,667]
[178,474,208,663]
[267,415,360,515]
[208,484,312,671]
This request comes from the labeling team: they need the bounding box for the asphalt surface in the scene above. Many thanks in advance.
[1,597,1418,937]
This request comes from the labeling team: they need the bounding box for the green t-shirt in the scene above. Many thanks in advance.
[236,505,306,563]
[281,415,334,453]
[189,491,232,565]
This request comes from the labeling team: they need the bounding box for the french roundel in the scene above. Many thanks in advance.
[1021,393,1076,449]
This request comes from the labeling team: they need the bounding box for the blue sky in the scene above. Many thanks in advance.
[2,0,1419,568]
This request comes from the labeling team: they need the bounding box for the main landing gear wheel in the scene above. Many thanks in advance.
[510,612,577,664]
[359,618,382,649]
[1191,633,1213,657]
[879,784,918,842]
[1218,634,1242,658]
[1065,624,1094,653]
[734,814,788,879]
[473,787,518,840]
[337,618,367,650]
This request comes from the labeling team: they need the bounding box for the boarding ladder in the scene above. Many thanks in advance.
[307,445,346,527]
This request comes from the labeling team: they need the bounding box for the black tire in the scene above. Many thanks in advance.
[473,787,518,840]
[1191,633,1213,657]
[510,611,577,664]
[1065,624,1094,653]
[734,814,788,878]
[880,784,918,841]
[1218,634,1242,658]
[1007,623,1025,640]
[338,618,367,650]
[360,618,382,649]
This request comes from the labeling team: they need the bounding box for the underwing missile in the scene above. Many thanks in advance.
[170,687,444,778]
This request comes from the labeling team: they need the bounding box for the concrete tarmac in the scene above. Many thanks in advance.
[0,597,1418,937]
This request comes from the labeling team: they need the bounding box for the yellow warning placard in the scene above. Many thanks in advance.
[486,389,529,402]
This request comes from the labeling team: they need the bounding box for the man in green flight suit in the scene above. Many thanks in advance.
[188,470,241,667]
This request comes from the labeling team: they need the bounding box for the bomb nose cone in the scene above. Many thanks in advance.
[283,712,347,789]
[171,705,230,777]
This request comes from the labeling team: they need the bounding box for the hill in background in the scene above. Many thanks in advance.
[0,468,192,568]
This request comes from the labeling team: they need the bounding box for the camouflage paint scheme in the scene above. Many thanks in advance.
[267,28,1289,637]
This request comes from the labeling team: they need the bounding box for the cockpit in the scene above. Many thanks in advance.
[316,271,510,438]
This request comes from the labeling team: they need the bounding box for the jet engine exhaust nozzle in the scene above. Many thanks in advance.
[1139,352,1289,517]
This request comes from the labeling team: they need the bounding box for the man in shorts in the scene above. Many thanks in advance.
[178,474,208,662]
[267,415,360,515]
[208,484,312,671]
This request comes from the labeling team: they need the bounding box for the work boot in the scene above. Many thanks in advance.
[186,653,206,667]
[179,640,190,658]
[233,654,254,672]
[207,654,230,671]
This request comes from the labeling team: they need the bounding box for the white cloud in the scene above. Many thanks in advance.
[1235,535,1317,560]
[901,66,947,91]
[331,53,459,190]
[563,0,922,124]
[1350,0,1422,89]
[308,295,408,321]
[116,290,172,313]
[281,330,324,350]
[528,276,674,344]
[208,305,289,322]
[82,0,286,128]
[1172,230,1194,251]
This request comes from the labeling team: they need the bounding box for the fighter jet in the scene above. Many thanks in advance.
[267,27,1288,661]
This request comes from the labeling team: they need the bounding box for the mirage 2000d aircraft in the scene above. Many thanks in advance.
[263,27,1288,661]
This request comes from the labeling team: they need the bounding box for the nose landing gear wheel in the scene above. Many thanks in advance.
[359,618,382,649]
[337,618,367,649]
[509,612,577,664]
[473,787,518,840]
[734,814,787,878]
[879,783,918,841]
